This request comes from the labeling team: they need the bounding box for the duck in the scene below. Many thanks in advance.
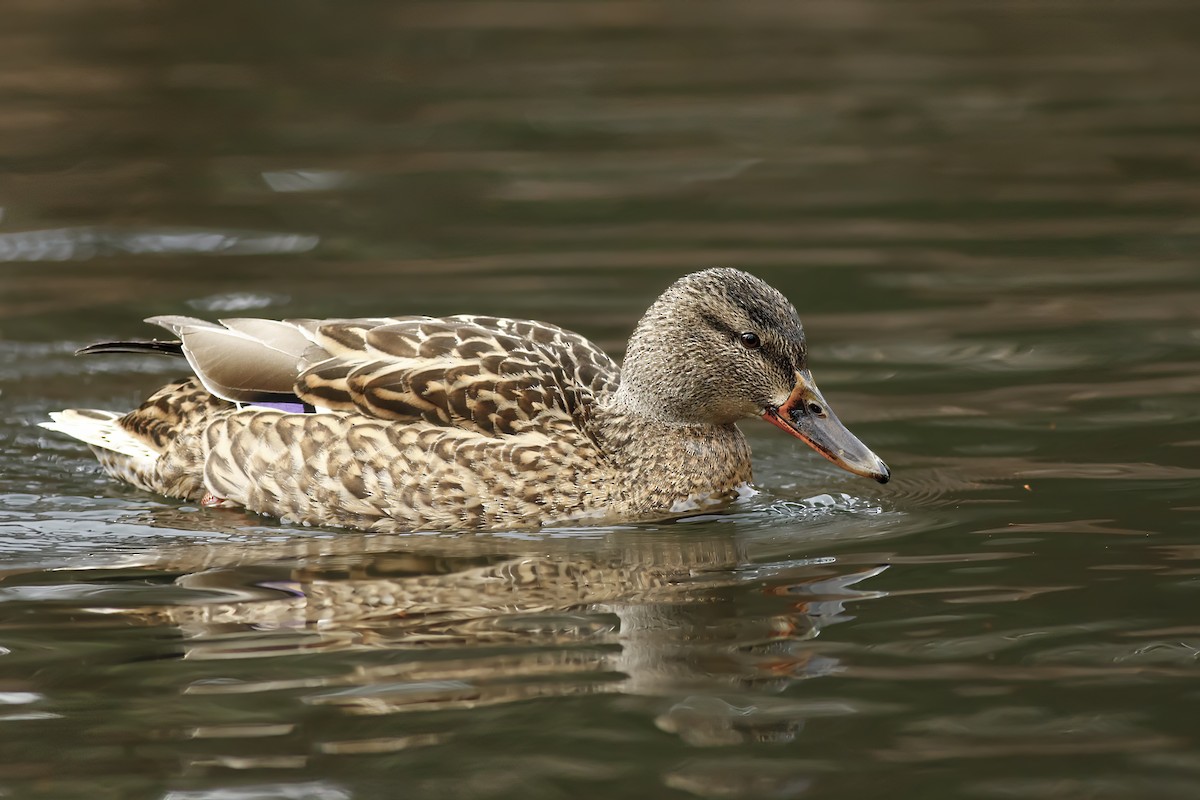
[42,268,890,532]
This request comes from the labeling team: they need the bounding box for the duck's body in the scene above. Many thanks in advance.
[43,269,888,531]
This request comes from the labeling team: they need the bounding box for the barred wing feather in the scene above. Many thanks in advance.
[296,315,620,437]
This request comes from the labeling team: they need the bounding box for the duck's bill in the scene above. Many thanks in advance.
[762,370,891,484]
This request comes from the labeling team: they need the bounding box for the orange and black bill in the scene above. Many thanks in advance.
[762,369,891,484]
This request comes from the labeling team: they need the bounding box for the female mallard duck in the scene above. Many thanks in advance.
[43,268,889,531]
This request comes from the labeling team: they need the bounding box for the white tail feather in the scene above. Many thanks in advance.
[41,410,161,463]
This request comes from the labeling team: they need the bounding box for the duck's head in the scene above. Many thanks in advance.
[618,268,890,483]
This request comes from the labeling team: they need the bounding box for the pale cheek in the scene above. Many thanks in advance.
[739,358,786,403]
[709,395,762,422]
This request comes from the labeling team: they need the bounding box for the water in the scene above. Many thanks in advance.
[3,1,1200,798]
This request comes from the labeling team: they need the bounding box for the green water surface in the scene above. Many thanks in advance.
[2,2,1199,798]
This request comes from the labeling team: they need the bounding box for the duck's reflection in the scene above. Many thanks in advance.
[90,520,887,748]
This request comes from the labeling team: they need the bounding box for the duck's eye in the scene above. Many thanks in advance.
[739,331,761,349]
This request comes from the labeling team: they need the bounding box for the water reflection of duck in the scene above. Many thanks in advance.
[92,529,886,747]
[43,268,889,531]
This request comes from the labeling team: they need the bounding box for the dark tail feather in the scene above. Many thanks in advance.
[77,340,185,357]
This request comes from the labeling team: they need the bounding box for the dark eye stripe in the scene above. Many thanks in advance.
[699,312,738,339]
[700,312,797,381]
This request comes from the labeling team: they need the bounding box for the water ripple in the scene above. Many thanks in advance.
[0,226,318,262]
[162,782,351,800]
[664,758,822,798]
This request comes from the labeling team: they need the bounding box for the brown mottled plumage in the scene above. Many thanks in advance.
[42,268,889,531]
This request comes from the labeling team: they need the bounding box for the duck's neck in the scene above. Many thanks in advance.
[593,393,754,517]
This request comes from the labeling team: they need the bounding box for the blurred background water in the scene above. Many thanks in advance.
[2,1,1200,798]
